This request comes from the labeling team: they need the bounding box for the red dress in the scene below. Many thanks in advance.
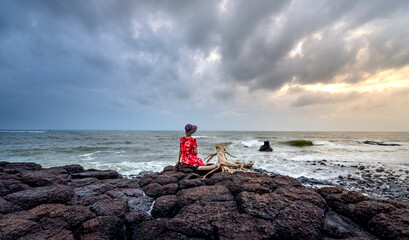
[180,137,205,167]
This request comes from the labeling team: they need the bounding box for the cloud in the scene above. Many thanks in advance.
[1,0,409,130]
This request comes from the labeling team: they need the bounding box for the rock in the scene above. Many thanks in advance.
[176,185,234,209]
[90,199,128,217]
[162,165,177,172]
[139,174,158,187]
[274,187,327,209]
[158,183,178,196]
[0,197,22,214]
[178,178,205,190]
[19,170,68,187]
[368,208,409,239]
[71,170,120,180]
[69,177,98,187]
[74,183,115,197]
[323,210,376,239]
[151,195,178,218]
[259,141,273,152]
[4,185,75,210]
[376,168,385,172]
[363,140,401,146]
[272,175,303,188]
[124,211,152,225]
[358,166,365,170]
[79,194,112,206]
[272,201,325,240]
[0,218,41,240]
[79,216,125,240]
[19,228,74,240]
[0,179,30,196]
[28,204,94,227]
[153,175,178,185]
[237,191,291,220]
[144,183,162,197]
[128,195,154,212]
[63,164,84,174]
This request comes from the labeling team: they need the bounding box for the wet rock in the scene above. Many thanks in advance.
[274,187,327,209]
[19,170,68,187]
[71,170,120,180]
[128,195,154,212]
[375,168,385,172]
[259,141,273,152]
[4,185,75,210]
[163,165,177,172]
[368,208,409,239]
[151,195,178,218]
[90,199,128,217]
[124,211,152,225]
[69,177,98,187]
[139,174,158,187]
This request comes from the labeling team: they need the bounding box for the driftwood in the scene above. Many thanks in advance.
[198,143,254,179]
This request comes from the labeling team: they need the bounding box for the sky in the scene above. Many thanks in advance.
[1,0,409,131]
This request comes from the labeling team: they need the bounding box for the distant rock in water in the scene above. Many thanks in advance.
[363,140,401,146]
[286,140,314,147]
[259,141,273,152]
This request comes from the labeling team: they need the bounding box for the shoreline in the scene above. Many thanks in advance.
[1,161,408,239]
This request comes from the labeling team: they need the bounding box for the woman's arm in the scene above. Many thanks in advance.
[193,147,198,156]
[176,146,182,166]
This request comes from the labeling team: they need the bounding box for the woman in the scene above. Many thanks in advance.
[176,124,205,167]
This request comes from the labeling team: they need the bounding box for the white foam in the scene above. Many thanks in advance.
[241,140,263,147]
[195,136,217,139]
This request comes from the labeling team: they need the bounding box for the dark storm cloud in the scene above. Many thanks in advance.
[1,0,408,129]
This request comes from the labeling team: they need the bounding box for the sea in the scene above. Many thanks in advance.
[1,130,408,183]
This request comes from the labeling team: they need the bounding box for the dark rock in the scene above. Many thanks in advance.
[79,194,112,206]
[127,195,154,212]
[363,140,401,146]
[124,211,152,225]
[163,165,177,172]
[19,170,68,187]
[178,178,205,190]
[69,177,98,187]
[144,183,162,197]
[74,182,115,197]
[79,216,125,240]
[272,201,325,240]
[0,197,22,214]
[274,187,327,209]
[151,195,178,218]
[4,185,75,210]
[368,208,409,239]
[272,175,303,188]
[158,183,178,196]
[237,191,291,220]
[176,163,197,173]
[139,174,158,187]
[3,162,42,171]
[19,228,74,240]
[28,204,94,227]
[0,179,30,196]
[323,210,377,239]
[90,199,128,217]
[63,164,84,174]
[259,141,273,152]
[358,166,366,170]
[176,185,234,208]
[153,175,178,185]
[71,170,120,180]
[0,218,41,240]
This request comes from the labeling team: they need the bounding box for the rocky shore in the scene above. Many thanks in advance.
[1,161,408,240]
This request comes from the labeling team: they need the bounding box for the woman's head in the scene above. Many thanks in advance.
[185,124,197,136]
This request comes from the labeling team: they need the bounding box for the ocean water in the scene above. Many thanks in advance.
[1,130,408,183]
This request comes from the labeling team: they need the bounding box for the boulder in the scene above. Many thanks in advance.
[28,204,94,227]
[71,170,120,180]
[176,185,234,208]
[0,197,21,214]
[151,195,178,218]
[259,141,273,152]
[368,208,409,239]
[0,179,30,196]
[90,199,128,217]
[272,201,325,240]
[79,216,125,240]
[3,185,75,210]
[0,218,41,240]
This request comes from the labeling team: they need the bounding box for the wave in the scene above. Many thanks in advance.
[241,140,263,147]
[0,130,47,133]
[195,136,217,139]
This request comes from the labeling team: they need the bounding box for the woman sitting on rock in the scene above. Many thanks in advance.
[176,124,205,167]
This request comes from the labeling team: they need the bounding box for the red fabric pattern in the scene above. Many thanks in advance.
[180,137,205,167]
